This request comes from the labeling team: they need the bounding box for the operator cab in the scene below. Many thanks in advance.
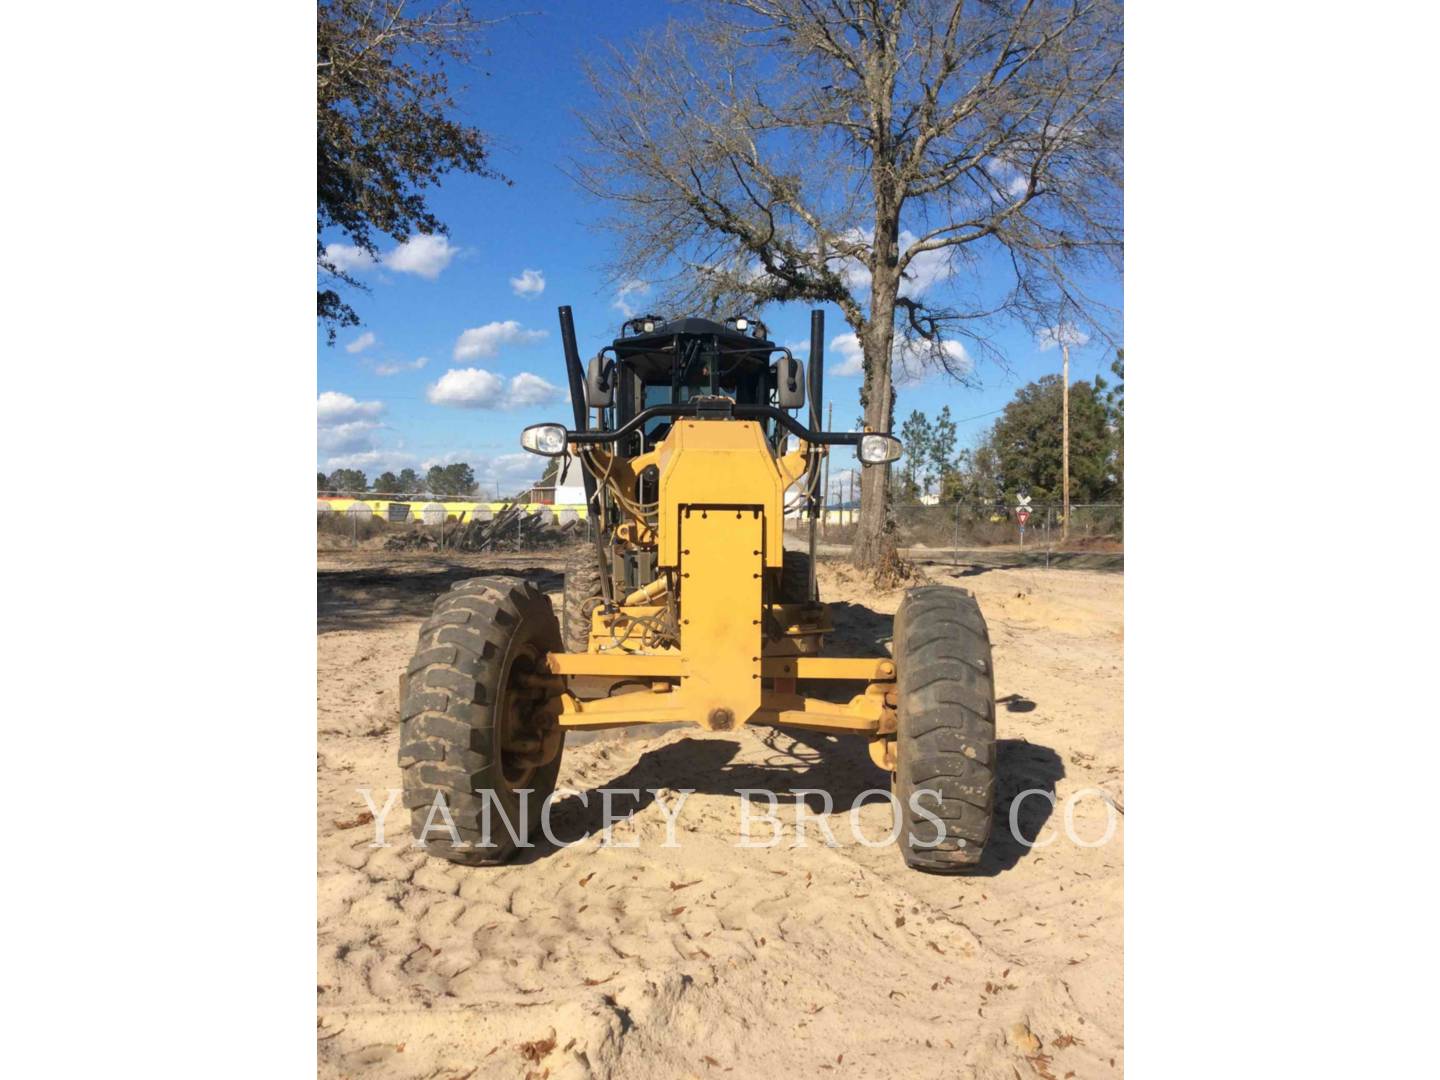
[586,315,803,455]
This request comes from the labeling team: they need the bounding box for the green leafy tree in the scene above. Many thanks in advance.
[941,435,1003,506]
[318,0,505,338]
[425,462,477,497]
[897,410,934,500]
[317,472,328,494]
[1103,349,1123,499]
[326,468,368,494]
[373,471,400,494]
[396,467,422,494]
[447,463,477,496]
[927,405,958,495]
[990,375,1114,504]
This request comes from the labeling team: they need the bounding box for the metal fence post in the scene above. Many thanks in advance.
[352,507,358,548]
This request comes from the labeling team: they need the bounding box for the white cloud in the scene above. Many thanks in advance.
[831,227,875,293]
[317,391,383,424]
[1036,323,1091,351]
[827,333,970,382]
[612,279,651,318]
[324,243,376,274]
[899,233,954,296]
[509,268,546,297]
[427,368,565,409]
[321,235,456,280]
[427,368,506,408]
[895,339,971,385]
[820,228,953,299]
[320,449,423,476]
[488,452,545,486]
[453,320,549,361]
[419,450,478,471]
[505,371,565,407]
[318,419,383,454]
[939,340,971,371]
[984,155,1034,200]
[415,450,548,494]
[345,331,376,354]
[829,333,866,376]
[318,392,386,457]
[381,234,457,279]
[374,356,429,376]
[319,446,550,495]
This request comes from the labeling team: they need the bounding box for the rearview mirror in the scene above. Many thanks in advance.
[586,355,613,408]
[774,355,805,410]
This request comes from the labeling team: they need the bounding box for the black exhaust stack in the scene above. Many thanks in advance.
[558,305,588,435]
[806,310,824,601]
[808,309,824,433]
[558,305,613,604]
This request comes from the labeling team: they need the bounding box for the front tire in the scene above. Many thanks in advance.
[778,549,815,603]
[399,578,565,865]
[893,586,997,871]
[562,549,605,653]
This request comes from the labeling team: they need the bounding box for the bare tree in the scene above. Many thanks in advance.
[576,0,1122,574]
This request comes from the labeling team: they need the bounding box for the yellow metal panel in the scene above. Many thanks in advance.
[657,420,790,569]
[679,506,763,728]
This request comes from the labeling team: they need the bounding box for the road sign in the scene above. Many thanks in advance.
[1016,493,1032,508]
[1017,508,1031,525]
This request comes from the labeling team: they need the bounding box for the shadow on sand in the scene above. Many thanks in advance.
[317,565,565,633]
[518,725,1064,877]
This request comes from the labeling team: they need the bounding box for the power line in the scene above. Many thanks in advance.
[953,406,1006,424]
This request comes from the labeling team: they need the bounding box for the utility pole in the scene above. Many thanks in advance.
[822,402,833,538]
[1061,338,1071,541]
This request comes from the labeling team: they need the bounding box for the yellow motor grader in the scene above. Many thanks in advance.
[398,307,996,871]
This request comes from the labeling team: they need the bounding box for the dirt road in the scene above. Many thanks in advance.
[317,551,1123,1078]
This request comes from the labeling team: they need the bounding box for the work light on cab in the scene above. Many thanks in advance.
[520,423,568,456]
[857,433,902,465]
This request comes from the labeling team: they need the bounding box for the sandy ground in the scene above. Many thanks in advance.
[318,550,1123,1079]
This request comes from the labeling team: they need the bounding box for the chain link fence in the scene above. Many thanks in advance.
[319,494,1121,565]
[317,497,594,554]
[790,501,1123,566]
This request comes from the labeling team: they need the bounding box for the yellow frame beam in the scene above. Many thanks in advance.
[547,653,894,681]
[551,685,890,733]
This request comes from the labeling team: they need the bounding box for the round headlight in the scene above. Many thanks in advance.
[857,433,902,465]
[521,423,569,456]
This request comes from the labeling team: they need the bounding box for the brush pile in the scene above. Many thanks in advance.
[383,504,585,552]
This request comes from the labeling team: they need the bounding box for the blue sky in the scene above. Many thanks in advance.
[317,0,1122,497]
